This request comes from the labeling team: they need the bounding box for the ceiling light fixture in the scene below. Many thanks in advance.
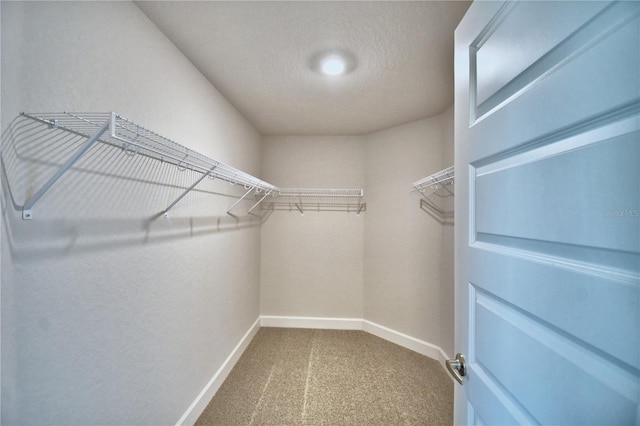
[321,56,346,76]
[310,49,356,77]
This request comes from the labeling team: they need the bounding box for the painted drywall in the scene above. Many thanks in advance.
[1,2,456,422]
[260,113,454,357]
[260,136,365,318]
[364,115,448,351]
[1,2,261,424]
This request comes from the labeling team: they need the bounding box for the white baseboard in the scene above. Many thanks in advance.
[260,315,362,330]
[362,320,450,369]
[260,315,450,368]
[176,317,261,426]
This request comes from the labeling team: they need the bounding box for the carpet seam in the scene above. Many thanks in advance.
[248,364,275,426]
[301,332,316,424]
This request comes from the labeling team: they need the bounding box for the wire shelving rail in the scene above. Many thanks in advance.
[261,188,366,215]
[410,166,454,224]
[12,112,365,220]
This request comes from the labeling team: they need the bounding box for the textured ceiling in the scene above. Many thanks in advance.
[136,1,471,136]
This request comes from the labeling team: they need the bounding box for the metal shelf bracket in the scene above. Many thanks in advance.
[163,165,218,217]
[227,184,257,218]
[21,115,111,220]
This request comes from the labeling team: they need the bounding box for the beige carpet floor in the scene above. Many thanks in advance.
[196,328,453,425]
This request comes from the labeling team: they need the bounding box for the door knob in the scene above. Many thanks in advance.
[446,353,466,384]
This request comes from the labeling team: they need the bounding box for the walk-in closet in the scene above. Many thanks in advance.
[5,0,640,426]
[1,2,464,422]
[4,0,638,425]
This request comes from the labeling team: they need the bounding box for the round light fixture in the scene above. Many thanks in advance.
[321,56,346,75]
[310,49,356,77]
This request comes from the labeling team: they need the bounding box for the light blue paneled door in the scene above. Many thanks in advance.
[453,1,639,424]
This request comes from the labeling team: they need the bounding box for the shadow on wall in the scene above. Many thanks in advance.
[1,115,263,262]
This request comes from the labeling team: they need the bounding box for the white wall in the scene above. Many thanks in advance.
[1,2,261,424]
[260,112,455,357]
[1,2,456,422]
[364,116,447,350]
[260,136,365,318]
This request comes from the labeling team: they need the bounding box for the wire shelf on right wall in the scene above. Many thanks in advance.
[410,166,454,224]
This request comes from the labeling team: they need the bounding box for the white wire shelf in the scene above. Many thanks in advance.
[14,112,365,219]
[261,188,366,214]
[23,112,278,192]
[410,166,454,224]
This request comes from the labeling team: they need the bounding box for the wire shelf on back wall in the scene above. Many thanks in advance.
[261,188,366,215]
[410,166,454,224]
[9,112,366,220]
